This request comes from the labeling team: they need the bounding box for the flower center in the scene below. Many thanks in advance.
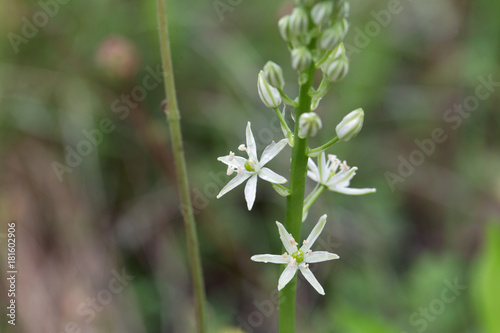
[291,250,304,263]
[244,159,256,172]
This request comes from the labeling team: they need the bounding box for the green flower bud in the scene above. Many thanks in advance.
[278,15,292,41]
[291,47,312,72]
[335,108,364,141]
[311,1,334,26]
[318,19,349,51]
[263,61,285,89]
[257,71,282,108]
[335,0,350,19]
[298,112,322,138]
[289,7,309,36]
[322,55,348,82]
[321,44,348,82]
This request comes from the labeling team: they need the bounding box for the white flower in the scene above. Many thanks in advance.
[217,122,288,210]
[307,152,376,195]
[251,214,339,295]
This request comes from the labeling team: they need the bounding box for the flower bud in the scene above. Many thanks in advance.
[321,52,348,82]
[278,16,292,41]
[318,19,349,51]
[298,112,322,138]
[289,7,309,36]
[335,108,364,141]
[335,0,349,19]
[311,1,333,26]
[291,47,312,72]
[258,71,282,108]
[263,61,285,89]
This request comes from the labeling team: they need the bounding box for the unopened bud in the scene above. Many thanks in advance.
[335,108,364,141]
[321,53,348,82]
[289,7,309,36]
[311,1,334,26]
[298,112,322,138]
[318,19,348,51]
[335,0,350,19]
[258,71,282,108]
[263,61,285,89]
[291,47,312,72]
[278,16,292,41]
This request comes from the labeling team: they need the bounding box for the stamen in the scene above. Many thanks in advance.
[237,166,242,175]
[226,166,234,176]
[228,151,235,161]
[282,252,288,258]
[340,161,350,171]
[303,240,308,245]
[290,237,298,246]
[238,144,246,151]
[289,257,296,267]
[305,264,309,269]
[307,250,312,255]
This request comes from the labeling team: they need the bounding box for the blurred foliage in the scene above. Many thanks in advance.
[0,0,499,332]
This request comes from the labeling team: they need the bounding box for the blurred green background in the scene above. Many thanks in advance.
[1,0,499,332]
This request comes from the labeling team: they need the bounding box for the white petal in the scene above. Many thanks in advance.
[299,267,325,295]
[216,173,251,199]
[307,170,320,183]
[278,265,298,290]
[306,251,339,263]
[307,158,320,182]
[246,122,258,162]
[300,214,327,252]
[251,254,289,264]
[217,155,246,168]
[276,222,298,254]
[326,167,357,188]
[318,152,328,184]
[244,175,258,210]
[331,187,376,195]
[259,139,288,166]
[259,167,287,184]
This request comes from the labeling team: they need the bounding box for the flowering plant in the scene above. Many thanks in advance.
[215,0,376,331]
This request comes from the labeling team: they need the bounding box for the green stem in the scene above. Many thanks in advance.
[274,107,294,144]
[278,64,316,333]
[303,185,326,218]
[308,136,340,156]
[278,88,299,107]
[155,1,207,332]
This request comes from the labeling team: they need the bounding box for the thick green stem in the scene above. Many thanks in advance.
[155,1,207,332]
[278,64,316,333]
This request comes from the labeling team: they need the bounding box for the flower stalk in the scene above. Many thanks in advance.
[279,63,316,333]
[155,1,207,332]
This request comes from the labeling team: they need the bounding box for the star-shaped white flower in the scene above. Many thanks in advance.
[307,152,376,195]
[217,122,288,210]
[251,214,338,295]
